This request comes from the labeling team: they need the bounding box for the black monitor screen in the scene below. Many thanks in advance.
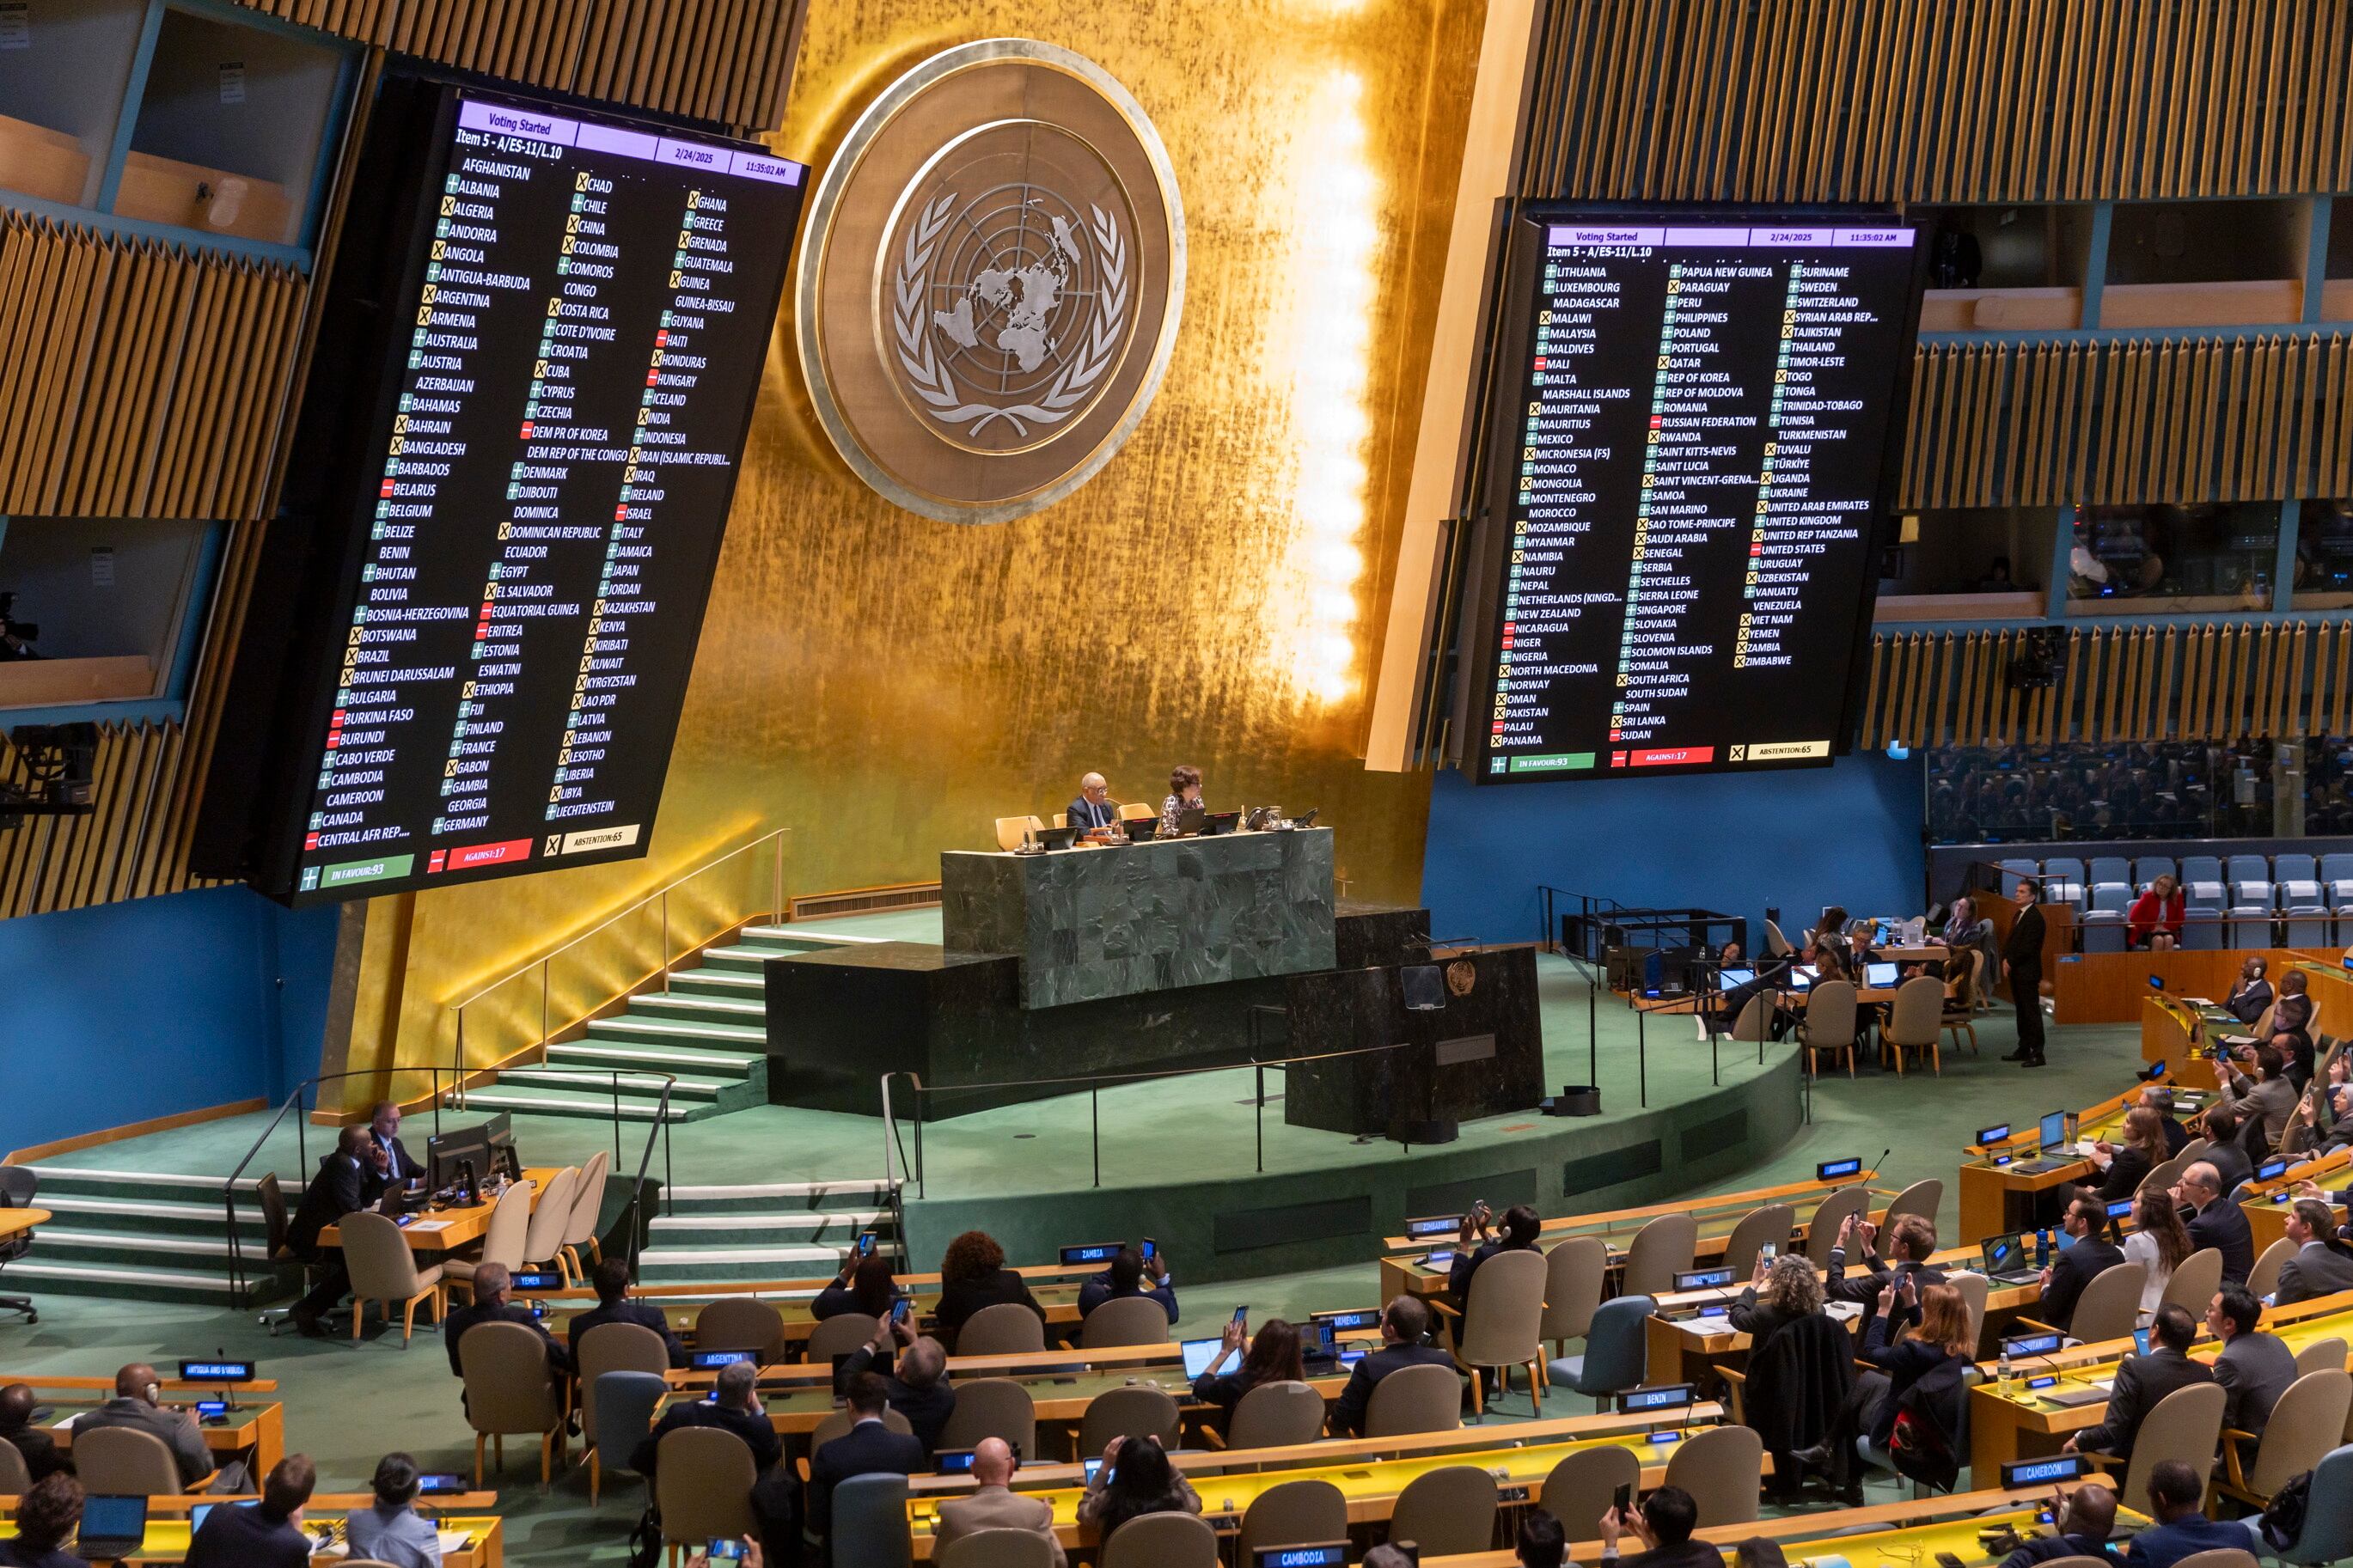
[195,77,807,901]
[1465,208,1925,783]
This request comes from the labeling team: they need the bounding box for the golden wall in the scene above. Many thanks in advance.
[334,0,1488,1095]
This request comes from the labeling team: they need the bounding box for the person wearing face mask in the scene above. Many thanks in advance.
[2035,1196,2124,1334]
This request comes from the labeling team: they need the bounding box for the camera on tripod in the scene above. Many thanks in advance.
[0,721,98,828]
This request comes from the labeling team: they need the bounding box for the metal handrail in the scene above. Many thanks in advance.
[884,1041,1422,1199]
[220,1065,674,1305]
[447,827,788,1109]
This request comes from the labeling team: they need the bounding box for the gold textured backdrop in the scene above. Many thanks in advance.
[335,0,1486,1096]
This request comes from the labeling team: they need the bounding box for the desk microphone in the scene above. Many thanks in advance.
[1868,1148,1891,1184]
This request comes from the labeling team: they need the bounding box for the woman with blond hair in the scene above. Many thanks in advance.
[1850,1277,1972,1485]
[1728,1253,1826,1364]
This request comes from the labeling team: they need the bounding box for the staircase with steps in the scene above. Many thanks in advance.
[9,1167,296,1306]
[637,1178,901,1290]
[457,924,885,1124]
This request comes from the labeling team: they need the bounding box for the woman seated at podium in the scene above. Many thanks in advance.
[1158,765,1205,838]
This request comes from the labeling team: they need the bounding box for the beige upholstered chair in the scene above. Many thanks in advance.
[1218,1380,1324,1449]
[694,1298,785,1361]
[518,1167,580,1278]
[74,1427,201,1496]
[993,816,1044,851]
[1364,1363,1461,1437]
[2219,1368,2353,1507]
[2029,1260,2143,1345]
[342,1209,446,1345]
[1051,814,1068,828]
[1722,1204,1795,1279]
[2157,1248,2225,1320]
[938,1377,1036,1455]
[1099,1512,1218,1568]
[2249,1238,2295,1300]
[1540,1443,1640,1541]
[1439,1248,1545,1413]
[577,1321,672,1434]
[1077,1386,1181,1454]
[1729,996,1771,1045]
[1879,976,1945,1075]
[939,1530,1057,1568]
[955,1302,1046,1355]
[1235,1479,1347,1559]
[560,1149,610,1280]
[445,1180,534,1301]
[1664,1423,1763,1526]
[1079,1296,1171,1349]
[2081,1380,2226,1507]
[2295,1337,2349,1377]
[1805,1187,1873,1266]
[2142,1155,2191,1196]
[1541,1237,1608,1356]
[1882,1178,1944,1231]
[804,1312,880,1364]
[1388,1465,1497,1557]
[656,1425,758,1553]
[459,1319,568,1486]
[2168,1553,2258,1568]
[1620,1213,1698,1297]
[1796,979,1858,1077]
[0,1439,27,1495]
[1947,1271,1991,1354]
[1115,802,1154,822]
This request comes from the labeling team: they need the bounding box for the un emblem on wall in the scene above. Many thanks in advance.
[795,40,1185,522]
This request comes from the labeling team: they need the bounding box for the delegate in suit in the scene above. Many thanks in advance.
[288,1124,390,1334]
[2036,1197,2124,1335]
[2066,1306,2215,1461]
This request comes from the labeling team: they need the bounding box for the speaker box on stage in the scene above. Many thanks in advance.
[1397,1117,1458,1145]
[1542,1085,1600,1116]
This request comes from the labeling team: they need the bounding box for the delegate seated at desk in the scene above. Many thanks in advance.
[1066,772,1120,834]
[1078,1247,1178,1324]
[184,1456,314,1568]
[289,1125,390,1335]
[1329,1296,1455,1438]
[2269,1200,2353,1304]
[569,1258,685,1367]
[443,1264,570,1382]
[2225,958,2274,1028]
[367,1100,427,1187]
[836,1319,956,1456]
[933,1230,1047,1348]
[2067,1304,2212,1462]
[2085,1107,2167,1201]
[2123,1461,2264,1568]
[1997,1481,2118,1568]
[1158,764,1205,839]
[2206,1285,2295,1441]
[1191,1317,1305,1437]
[0,1385,64,1485]
[2178,1162,2254,1284]
[0,1473,82,1568]
[76,1363,220,1489]
[1448,1202,1541,1308]
[2037,1196,2124,1334]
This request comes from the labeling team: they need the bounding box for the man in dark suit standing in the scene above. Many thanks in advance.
[288,1125,388,1335]
[2065,1306,2215,1463]
[1328,1296,1458,1437]
[2004,879,2048,1065]
[808,1374,927,1556]
[366,1101,427,1187]
[2209,1285,2296,1441]
[2178,1162,2255,1284]
[2272,1199,2353,1304]
[2037,1196,2125,1334]
[567,1258,684,1366]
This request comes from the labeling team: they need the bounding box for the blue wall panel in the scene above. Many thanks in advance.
[1421,753,1928,947]
[0,887,338,1155]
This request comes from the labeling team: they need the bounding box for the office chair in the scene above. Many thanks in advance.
[0,1167,39,1324]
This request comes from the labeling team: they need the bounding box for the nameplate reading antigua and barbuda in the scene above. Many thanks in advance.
[198,80,809,903]
[1464,210,1926,784]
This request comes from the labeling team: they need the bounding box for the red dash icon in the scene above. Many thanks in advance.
[520,422,535,439]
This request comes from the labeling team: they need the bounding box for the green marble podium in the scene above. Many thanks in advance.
[939,827,1338,1009]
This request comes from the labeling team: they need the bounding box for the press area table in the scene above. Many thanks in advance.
[0,1492,504,1567]
[1417,1478,2137,1566]
[0,1207,48,1242]
[529,1262,1099,1351]
[318,1168,561,1254]
[901,1411,1750,1559]
[1966,1284,2353,1479]
[3,1373,287,1480]
[1958,1083,2215,1242]
[1379,1173,1892,1305]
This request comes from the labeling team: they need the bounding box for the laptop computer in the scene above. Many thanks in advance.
[2008,1110,2073,1174]
[76,1495,148,1559]
[1181,1338,1224,1379]
[1201,810,1242,836]
[1865,961,1900,988]
[1176,806,1207,835]
[1122,818,1158,842]
[1717,967,1757,989]
[1034,825,1079,851]
[1980,1234,2042,1286]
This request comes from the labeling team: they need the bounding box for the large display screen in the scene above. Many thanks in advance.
[1465,208,1924,784]
[197,81,804,902]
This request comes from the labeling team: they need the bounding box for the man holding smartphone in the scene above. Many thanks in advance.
[1598,1486,1713,1568]
[1077,1246,1178,1325]
[836,1316,956,1456]
[1992,1484,2117,1568]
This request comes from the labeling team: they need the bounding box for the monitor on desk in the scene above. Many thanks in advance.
[1980,1234,2026,1274]
[1816,1156,1863,1181]
[1717,967,1757,989]
[2038,1109,2068,1154]
[1976,1123,2012,1151]
[1865,961,1899,988]
[483,1111,518,1181]
[426,1126,492,1193]
[1787,969,1814,992]
[1181,1338,1223,1380]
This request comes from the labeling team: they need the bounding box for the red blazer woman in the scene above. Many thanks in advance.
[2127,886,2185,947]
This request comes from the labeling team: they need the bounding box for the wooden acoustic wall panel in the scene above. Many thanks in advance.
[1522,0,2353,202]
[1898,333,2353,509]
[234,0,805,130]
[0,216,304,522]
[1859,622,2353,750]
[0,721,217,920]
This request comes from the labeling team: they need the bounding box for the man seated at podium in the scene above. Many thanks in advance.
[1067,772,1120,836]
